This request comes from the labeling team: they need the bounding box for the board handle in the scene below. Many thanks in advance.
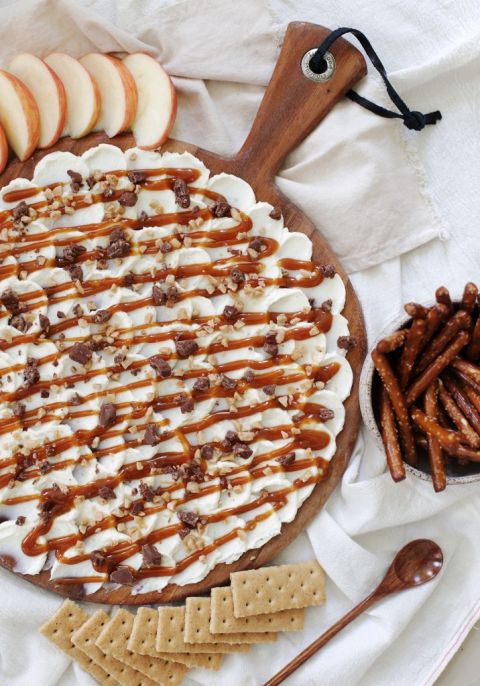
[234,22,367,179]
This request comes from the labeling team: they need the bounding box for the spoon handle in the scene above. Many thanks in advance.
[263,593,378,686]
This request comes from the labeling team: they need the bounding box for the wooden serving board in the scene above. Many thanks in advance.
[0,22,367,604]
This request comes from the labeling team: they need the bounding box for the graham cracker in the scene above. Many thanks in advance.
[72,609,156,686]
[39,600,116,686]
[231,561,326,617]
[185,597,277,644]
[210,587,305,633]
[96,609,188,686]
[156,606,251,654]
[129,607,224,671]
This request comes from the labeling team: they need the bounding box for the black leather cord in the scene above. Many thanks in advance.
[310,27,442,131]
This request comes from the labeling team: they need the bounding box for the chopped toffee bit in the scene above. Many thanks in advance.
[173,177,190,208]
[23,358,40,387]
[230,268,245,284]
[248,237,266,253]
[318,407,335,421]
[180,396,194,414]
[269,206,282,220]
[103,187,115,200]
[178,510,201,529]
[123,272,135,287]
[9,314,29,332]
[98,402,116,429]
[110,566,135,585]
[1,288,22,314]
[130,500,145,515]
[221,375,237,391]
[160,241,172,253]
[98,486,116,500]
[93,309,111,324]
[39,314,50,334]
[221,430,239,451]
[243,369,255,383]
[67,169,83,191]
[142,543,162,567]
[91,550,107,567]
[143,423,160,446]
[149,355,171,378]
[277,452,295,467]
[12,200,30,222]
[263,384,276,396]
[67,264,83,282]
[139,482,155,501]
[70,392,83,406]
[40,390,50,399]
[106,232,131,258]
[12,402,26,417]
[161,464,182,480]
[200,444,214,460]
[128,169,147,184]
[59,244,87,265]
[175,339,199,359]
[320,263,336,278]
[113,352,127,365]
[118,190,138,207]
[179,527,190,539]
[263,332,279,357]
[320,299,333,313]
[15,515,26,526]
[193,376,210,391]
[68,342,92,365]
[152,284,166,306]
[234,443,253,459]
[223,305,239,323]
[337,335,357,351]
[210,200,231,217]
[184,461,205,483]
[166,286,179,304]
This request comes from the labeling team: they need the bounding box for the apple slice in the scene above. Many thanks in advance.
[9,54,66,149]
[44,53,100,139]
[0,124,8,173]
[122,53,176,149]
[0,70,40,161]
[79,53,138,138]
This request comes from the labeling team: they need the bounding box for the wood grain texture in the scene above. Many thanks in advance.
[0,22,367,604]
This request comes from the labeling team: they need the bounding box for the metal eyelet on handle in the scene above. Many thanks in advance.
[301,49,336,82]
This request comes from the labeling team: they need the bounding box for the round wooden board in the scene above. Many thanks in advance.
[0,22,367,604]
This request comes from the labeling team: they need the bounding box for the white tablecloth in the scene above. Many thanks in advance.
[0,1,480,685]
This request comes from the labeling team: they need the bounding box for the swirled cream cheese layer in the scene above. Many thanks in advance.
[0,145,353,595]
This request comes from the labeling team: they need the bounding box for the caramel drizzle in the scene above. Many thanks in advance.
[0,163,342,585]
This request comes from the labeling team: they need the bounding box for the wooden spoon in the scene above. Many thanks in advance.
[263,539,443,686]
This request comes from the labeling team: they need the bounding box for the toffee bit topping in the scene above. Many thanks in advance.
[149,355,171,378]
[143,423,160,446]
[173,177,190,208]
[68,342,92,364]
[277,452,295,467]
[98,486,116,500]
[178,510,201,529]
[337,335,357,351]
[67,264,83,282]
[128,169,147,184]
[221,375,237,391]
[70,393,83,406]
[59,244,87,265]
[98,402,116,429]
[110,566,135,585]
[12,402,26,417]
[39,314,50,335]
[318,407,335,421]
[160,241,172,253]
[243,370,255,383]
[67,169,83,191]
[91,550,107,566]
[200,444,214,460]
[142,543,162,567]
[106,228,131,258]
[23,357,40,388]
[193,376,210,392]
[123,272,135,287]
[93,309,111,324]
[210,200,231,217]
[180,396,194,414]
[233,442,253,459]
[118,190,138,207]
[269,206,282,220]
[139,482,156,501]
[320,299,333,313]
[230,268,245,284]
[223,305,239,323]
[130,500,145,516]
[1,288,22,314]
[12,200,30,221]
[221,430,239,451]
[175,339,199,359]
[263,384,276,396]
[248,237,266,253]
[320,264,336,278]
[152,284,166,305]
[15,515,26,526]
[9,314,29,332]
[263,332,279,357]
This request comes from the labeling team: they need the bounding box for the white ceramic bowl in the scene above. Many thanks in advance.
[360,301,480,485]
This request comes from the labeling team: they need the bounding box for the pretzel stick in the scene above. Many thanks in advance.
[405,330,470,405]
[415,310,470,374]
[450,357,480,384]
[450,368,480,395]
[442,373,480,435]
[398,318,427,389]
[461,282,478,314]
[411,408,461,450]
[438,382,480,448]
[377,329,408,354]
[466,316,480,361]
[404,302,429,319]
[435,286,453,313]
[371,349,417,465]
[379,386,406,482]
[423,303,450,348]
[415,435,480,463]
[461,383,480,414]
[424,382,446,492]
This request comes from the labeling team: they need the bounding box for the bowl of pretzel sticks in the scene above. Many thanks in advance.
[360,282,480,492]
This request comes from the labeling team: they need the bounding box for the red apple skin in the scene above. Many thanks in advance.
[0,70,40,161]
[40,61,67,148]
[0,124,8,173]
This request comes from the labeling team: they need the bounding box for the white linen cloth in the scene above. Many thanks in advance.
[0,1,479,685]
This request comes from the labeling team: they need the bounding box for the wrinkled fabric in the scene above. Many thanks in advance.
[0,1,478,685]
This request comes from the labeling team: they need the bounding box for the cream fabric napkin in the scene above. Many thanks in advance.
[0,1,479,685]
